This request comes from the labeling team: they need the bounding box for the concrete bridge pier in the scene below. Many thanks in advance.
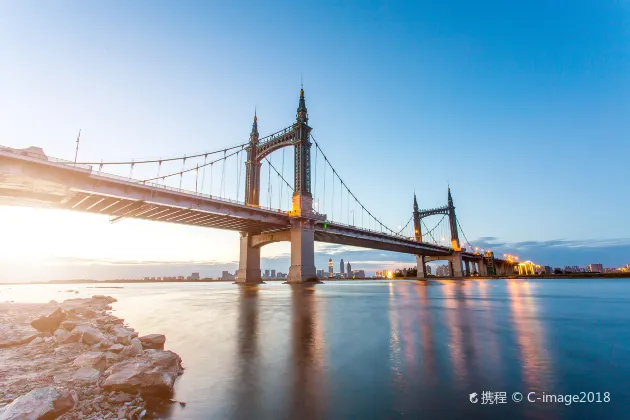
[286,194,321,284]
[287,218,318,283]
[416,255,426,280]
[425,252,464,279]
[478,261,488,277]
[451,251,464,278]
[235,233,263,284]
[465,260,471,277]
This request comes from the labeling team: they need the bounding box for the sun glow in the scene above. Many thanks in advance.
[0,206,245,280]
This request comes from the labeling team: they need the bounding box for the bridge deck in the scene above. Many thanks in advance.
[0,146,480,258]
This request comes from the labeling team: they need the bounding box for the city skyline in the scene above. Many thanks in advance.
[0,1,629,281]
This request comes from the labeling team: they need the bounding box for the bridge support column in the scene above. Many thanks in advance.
[465,260,471,277]
[479,261,487,277]
[235,233,263,284]
[497,262,505,277]
[416,255,426,280]
[287,218,318,284]
[451,252,463,279]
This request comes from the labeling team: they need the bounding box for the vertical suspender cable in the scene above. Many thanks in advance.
[220,151,226,198]
[313,146,317,209]
[280,148,285,208]
[209,163,214,197]
[268,160,272,208]
[180,155,186,189]
[323,163,326,218]
[195,164,199,193]
[236,149,242,200]
[200,155,207,194]
[331,171,335,221]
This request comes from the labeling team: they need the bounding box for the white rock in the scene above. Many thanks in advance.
[71,367,100,382]
[71,325,106,345]
[60,320,81,332]
[139,334,166,350]
[101,350,183,396]
[0,386,77,419]
[54,329,71,344]
[27,337,43,346]
[73,351,106,370]
[109,343,125,353]
[115,334,131,346]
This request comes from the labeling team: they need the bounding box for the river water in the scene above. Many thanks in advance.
[1,279,629,420]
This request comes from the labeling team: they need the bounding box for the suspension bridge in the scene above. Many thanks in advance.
[0,88,515,282]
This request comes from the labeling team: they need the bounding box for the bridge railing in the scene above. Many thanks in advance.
[90,169,291,215]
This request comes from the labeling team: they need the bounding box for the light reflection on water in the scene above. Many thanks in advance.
[1,279,629,419]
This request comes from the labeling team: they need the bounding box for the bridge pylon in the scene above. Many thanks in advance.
[238,88,322,284]
[413,189,465,279]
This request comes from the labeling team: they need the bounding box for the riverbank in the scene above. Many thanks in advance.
[0,295,184,419]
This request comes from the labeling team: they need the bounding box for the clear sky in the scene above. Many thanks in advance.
[1,1,629,281]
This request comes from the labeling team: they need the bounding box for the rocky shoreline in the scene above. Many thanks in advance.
[0,295,184,419]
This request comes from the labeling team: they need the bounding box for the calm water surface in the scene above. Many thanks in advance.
[1,279,629,420]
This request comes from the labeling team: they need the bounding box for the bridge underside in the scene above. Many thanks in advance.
[0,189,290,233]
[0,151,291,234]
[62,192,289,232]
[313,229,452,256]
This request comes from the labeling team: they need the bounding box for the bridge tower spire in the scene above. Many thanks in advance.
[413,192,422,242]
[244,112,261,206]
[447,187,461,251]
[293,88,312,200]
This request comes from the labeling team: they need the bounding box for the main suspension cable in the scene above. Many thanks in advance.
[310,134,401,236]
[75,143,247,166]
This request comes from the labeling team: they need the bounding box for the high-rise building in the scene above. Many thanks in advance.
[316,269,325,278]
[354,270,366,278]
[328,258,334,278]
[346,261,351,277]
[425,265,432,275]
[264,269,270,278]
[586,264,604,273]
[436,264,450,277]
[221,271,234,280]
[340,259,345,275]
[190,272,200,280]
[271,269,276,278]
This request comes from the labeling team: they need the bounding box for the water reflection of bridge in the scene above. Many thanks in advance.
[228,280,554,418]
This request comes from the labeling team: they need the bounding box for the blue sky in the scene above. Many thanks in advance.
[0,1,629,280]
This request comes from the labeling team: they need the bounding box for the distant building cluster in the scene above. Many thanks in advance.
[543,263,627,274]
[262,269,287,279]
[142,273,206,281]
[132,261,630,282]
[317,258,365,279]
